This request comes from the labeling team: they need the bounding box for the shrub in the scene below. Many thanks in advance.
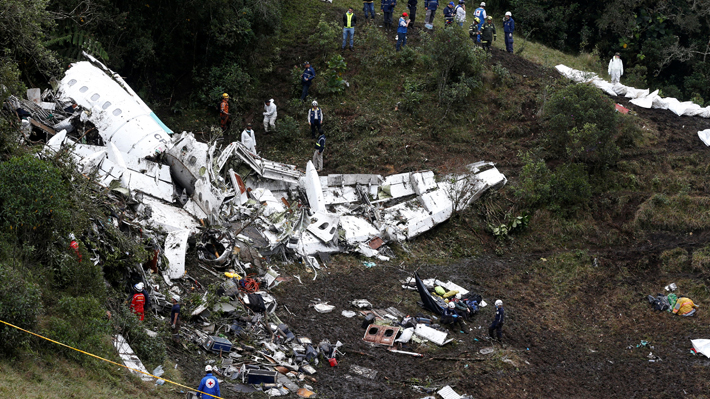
[0,263,42,355]
[42,295,111,364]
[401,77,426,115]
[322,54,348,95]
[196,63,252,109]
[545,83,619,172]
[549,163,592,214]
[0,155,73,245]
[515,152,591,214]
[421,27,485,105]
[308,14,340,57]
[113,305,166,368]
[514,151,553,208]
[275,115,299,145]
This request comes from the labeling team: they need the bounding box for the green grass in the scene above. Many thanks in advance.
[0,354,184,399]
[634,194,710,232]
[490,27,605,76]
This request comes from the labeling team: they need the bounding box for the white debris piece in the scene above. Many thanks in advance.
[113,334,153,381]
[692,339,710,358]
[164,229,190,279]
[414,324,450,346]
[699,130,710,146]
[59,59,172,158]
[304,161,325,212]
[437,385,463,399]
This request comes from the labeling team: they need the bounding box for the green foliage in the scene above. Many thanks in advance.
[361,24,397,68]
[421,27,485,105]
[45,24,109,62]
[549,163,592,213]
[624,64,648,88]
[308,14,341,57]
[322,55,348,95]
[545,83,619,171]
[489,213,530,243]
[616,113,645,148]
[401,77,426,114]
[0,0,58,73]
[114,305,166,368]
[0,263,43,355]
[42,296,111,364]
[515,152,591,214]
[492,62,513,87]
[275,115,299,146]
[0,155,73,244]
[196,63,252,108]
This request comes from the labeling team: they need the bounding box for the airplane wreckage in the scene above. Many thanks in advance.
[10,53,508,283]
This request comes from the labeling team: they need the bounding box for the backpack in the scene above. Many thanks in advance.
[246,293,266,312]
[647,294,669,311]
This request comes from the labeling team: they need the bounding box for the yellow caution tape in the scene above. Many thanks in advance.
[0,319,223,399]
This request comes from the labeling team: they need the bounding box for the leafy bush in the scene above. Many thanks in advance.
[515,152,591,214]
[616,113,645,148]
[196,63,252,108]
[0,155,73,244]
[322,54,348,95]
[421,27,485,105]
[113,305,166,368]
[549,163,592,213]
[514,151,553,208]
[275,115,299,145]
[42,295,111,363]
[545,83,619,172]
[401,77,426,114]
[308,14,340,57]
[0,263,42,355]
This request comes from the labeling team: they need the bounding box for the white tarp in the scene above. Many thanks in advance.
[414,324,450,346]
[692,339,710,358]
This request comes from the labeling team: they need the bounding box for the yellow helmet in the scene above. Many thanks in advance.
[222,93,229,98]
[474,17,480,23]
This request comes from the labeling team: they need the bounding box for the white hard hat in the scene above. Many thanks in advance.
[448,302,456,309]
[455,293,462,300]
[480,2,485,6]
[312,100,318,106]
[205,365,213,372]
[135,282,144,291]
[505,11,512,16]
[495,299,503,307]
[172,295,180,303]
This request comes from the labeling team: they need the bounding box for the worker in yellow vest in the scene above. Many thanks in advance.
[342,7,357,51]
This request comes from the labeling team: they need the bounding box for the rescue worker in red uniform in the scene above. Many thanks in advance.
[129,282,146,321]
[219,93,230,131]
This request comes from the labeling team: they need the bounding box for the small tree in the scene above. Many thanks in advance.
[308,14,340,60]
[0,263,42,355]
[545,83,620,172]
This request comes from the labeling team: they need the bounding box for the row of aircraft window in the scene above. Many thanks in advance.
[66,78,123,116]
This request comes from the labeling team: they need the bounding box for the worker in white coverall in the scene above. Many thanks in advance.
[608,53,623,84]
[241,123,257,153]
[263,99,277,132]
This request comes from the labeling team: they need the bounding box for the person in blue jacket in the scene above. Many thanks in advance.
[300,61,316,102]
[488,299,505,342]
[381,0,397,30]
[424,0,438,27]
[396,12,411,51]
[473,1,486,30]
[503,11,514,53]
[197,365,220,398]
[443,2,455,26]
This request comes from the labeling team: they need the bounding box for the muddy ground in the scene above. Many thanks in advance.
[165,47,710,398]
